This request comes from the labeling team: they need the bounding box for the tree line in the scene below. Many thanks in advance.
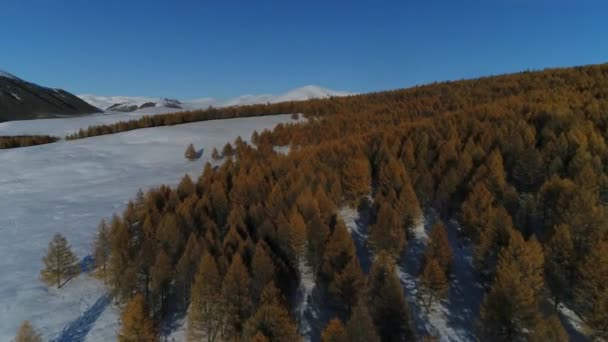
[0,135,59,149]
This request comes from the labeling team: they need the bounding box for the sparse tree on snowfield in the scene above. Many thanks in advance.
[15,320,41,342]
[40,233,79,288]
[211,147,221,160]
[185,143,197,160]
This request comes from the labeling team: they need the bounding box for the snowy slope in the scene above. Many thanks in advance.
[0,114,296,341]
[79,85,352,113]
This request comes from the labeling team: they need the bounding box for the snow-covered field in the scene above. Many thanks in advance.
[0,114,295,341]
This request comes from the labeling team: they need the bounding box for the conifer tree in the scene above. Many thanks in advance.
[369,202,405,258]
[188,253,222,342]
[221,254,252,339]
[222,143,234,158]
[243,282,300,341]
[321,219,364,311]
[40,233,79,288]
[250,332,270,342]
[460,182,495,242]
[211,147,220,160]
[108,215,136,300]
[15,320,41,342]
[251,241,276,303]
[422,220,452,277]
[342,157,371,203]
[575,239,608,338]
[185,143,197,160]
[150,249,172,317]
[307,212,330,278]
[118,294,157,342]
[321,318,348,342]
[177,174,196,200]
[544,224,575,310]
[478,230,545,340]
[346,302,381,342]
[288,208,308,265]
[419,258,449,313]
[529,315,568,342]
[176,233,201,305]
[367,251,414,341]
[93,219,111,283]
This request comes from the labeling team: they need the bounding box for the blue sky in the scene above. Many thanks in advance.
[1,0,607,99]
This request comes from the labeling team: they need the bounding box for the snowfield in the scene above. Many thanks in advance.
[0,114,296,341]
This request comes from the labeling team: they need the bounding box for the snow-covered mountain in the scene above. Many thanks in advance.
[0,70,101,122]
[79,85,352,113]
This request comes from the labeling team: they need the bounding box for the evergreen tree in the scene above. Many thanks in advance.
[251,241,276,303]
[544,224,575,310]
[367,251,414,341]
[346,302,381,342]
[423,220,452,277]
[321,318,348,342]
[15,321,41,342]
[150,249,172,317]
[211,147,220,160]
[188,253,222,342]
[529,315,568,342]
[419,258,449,313]
[460,182,495,241]
[321,219,364,311]
[177,174,196,200]
[185,143,197,160]
[118,294,157,342]
[288,208,308,266]
[176,233,201,305]
[243,282,301,341]
[342,157,371,203]
[575,239,608,338]
[478,230,545,340]
[369,202,405,258]
[222,143,234,158]
[221,254,252,339]
[93,219,111,283]
[40,233,79,288]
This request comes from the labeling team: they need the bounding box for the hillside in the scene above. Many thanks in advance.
[0,71,101,122]
[3,63,608,341]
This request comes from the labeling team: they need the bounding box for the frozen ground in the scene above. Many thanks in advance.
[0,114,295,341]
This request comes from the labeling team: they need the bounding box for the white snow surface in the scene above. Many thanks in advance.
[79,85,352,112]
[0,114,295,341]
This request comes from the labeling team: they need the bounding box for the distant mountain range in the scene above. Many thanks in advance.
[0,71,100,122]
[0,69,351,122]
[78,85,352,114]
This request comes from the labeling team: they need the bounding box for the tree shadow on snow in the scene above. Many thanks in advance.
[442,223,482,341]
[53,294,111,342]
[353,199,374,273]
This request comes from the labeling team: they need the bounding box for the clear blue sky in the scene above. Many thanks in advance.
[1,0,607,99]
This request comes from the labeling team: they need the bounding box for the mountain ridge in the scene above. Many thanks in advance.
[0,70,101,122]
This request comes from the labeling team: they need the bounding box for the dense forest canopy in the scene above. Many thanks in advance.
[78,64,608,341]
